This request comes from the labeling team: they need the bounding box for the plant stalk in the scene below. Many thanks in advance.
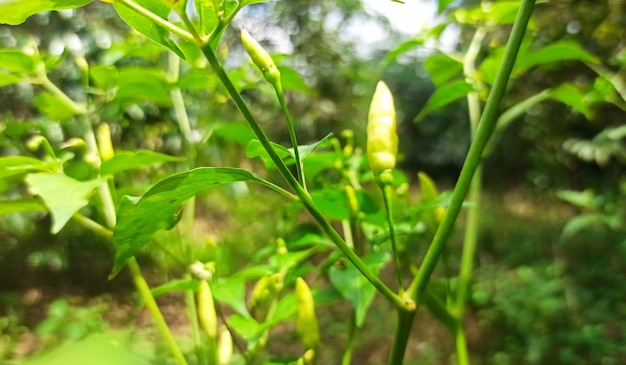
[387,308,416,365]
[199,44,406,310]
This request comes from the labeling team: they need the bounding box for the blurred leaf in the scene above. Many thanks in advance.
[228,314,263,344]
[277,65,312,94]
[437,0,455,13]
[25,173,103,234]
[196,0,239,45]
[0,156,53,179]
[416,80,473,121]
[20,333,148,365]
[550,84,591,119]
[100,150,184,176]
[213,122,256,145]
[34,92,81,120]
[90,65,119,90]
[113,0,185,59]
[556,189,599,210]
[0,0,93,25]
[385,38,423,65]
[560,213,612,239]
[116,67,171,105]
[213,277,250,317]
[310,188,350,221]
[454,1,520,25]
[424,53,463,86]
[0,198,46,215]
[0,72,25,87]
[112,168,282,277]
[241,0,270,5]
[329,251,390,327]
[0,49,38,74]
[151,278,198,297]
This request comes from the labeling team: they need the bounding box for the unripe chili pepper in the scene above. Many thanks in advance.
[295,277,320,349]
[217,325,232,365]
[197,279,217,339]
[367,81,398,175]
[240,29,281,87]
[96,123,114,162]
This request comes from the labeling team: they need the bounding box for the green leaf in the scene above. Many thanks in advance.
[151,278,198,297]
[212,122,256,145]
[549,84,591,119]
[0,156,53,179]
[0,0,93,25]
[277,65,312,94]
[310,188,351,221]
[25,173,103,234]
[100,150,184,176]
[0,49,38,74]
[385,38,423,65]
[34,92,80,120]
[241,0,271,5]
[424,54,463,87]
[116,67,172,106]
[90,65,119,90]
[228,314,263,344]
[111,168,280,277]
[213,277,250,317]
[246,134,333,171]
[0,72,26,87]
[0,198,46,215]
[329,251,390,327]
[556,189,599,210]
[416,81,473,121]
[113,0,185,59]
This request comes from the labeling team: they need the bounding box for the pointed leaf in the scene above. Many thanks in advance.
[111,167,279,277]
[424,54,463,87]
[25,173,103,234]
[151,278,199,297]
[0,156,53,179]
[213,277,250,317]
[277,65,312,94]
[34,92,82,120]
[549,84,592,119]
[329,251,390,327]
[0,0,93,25]
[246,134,333,171]
[416,81,473,121]
[113,0,185,59]
[100,150,184,176]
[0,50,37,74]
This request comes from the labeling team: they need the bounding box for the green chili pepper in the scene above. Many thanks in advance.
[241,29,281,87]
[295,277,320,350]
[217,325,232,365]
[197,279,217,339]
[367,81,398,176]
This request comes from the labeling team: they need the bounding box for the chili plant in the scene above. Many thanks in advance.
[0,0,539,364]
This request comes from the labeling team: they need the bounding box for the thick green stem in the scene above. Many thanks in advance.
[128,258,188,365]
[455,324,470,365]
[387,308,416,365]
[407,0,535,305]
[199,45,405,310]
[275,84,307,190]
[382,183,404,295]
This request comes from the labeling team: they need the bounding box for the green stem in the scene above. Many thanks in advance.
[128,258,189,365]
[38,76,86,115]
[341,312,357,365]
[117,0,196,43]
[387,308,416,365]
[72,213,113,238]
[382,183,404,295]
[275,83,307,190]
[407,0,535,305]
[454,324,470,365]
[199,44,406,310]
[185,274,205,365]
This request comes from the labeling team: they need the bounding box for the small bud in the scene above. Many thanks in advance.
[367,81,397,174]
[295,278,320,349]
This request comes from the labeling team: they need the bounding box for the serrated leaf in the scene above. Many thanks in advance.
[100,150,184,176]
[0,198,46,215]
[0,0,93,25]
[0,156,53,179]
[416,81,473,121]
[25,173,102,234]
[329,251,390,327]
[111,168,280,277]
[113,0,185,59]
